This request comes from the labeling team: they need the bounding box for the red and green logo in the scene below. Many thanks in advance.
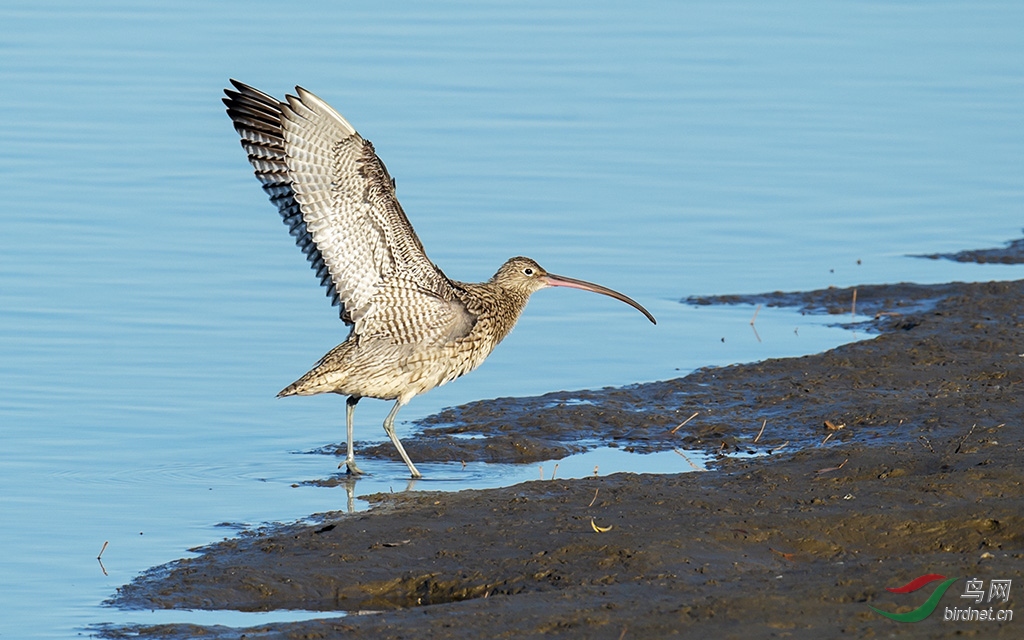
[869,574,959,622]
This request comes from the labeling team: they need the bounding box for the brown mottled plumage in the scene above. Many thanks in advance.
[224,81,655,478]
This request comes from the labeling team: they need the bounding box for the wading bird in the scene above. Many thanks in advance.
[223,80,656,478]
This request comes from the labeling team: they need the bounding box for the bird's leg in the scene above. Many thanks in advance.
[382,399,422,478]
[342,396,365,475]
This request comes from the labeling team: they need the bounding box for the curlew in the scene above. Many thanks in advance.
[223,80,656,478]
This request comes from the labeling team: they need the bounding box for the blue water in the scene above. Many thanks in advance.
[2,1,1022,637]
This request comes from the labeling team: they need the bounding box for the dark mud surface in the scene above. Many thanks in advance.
[917,233,1024,264]
[99,272,1024,638]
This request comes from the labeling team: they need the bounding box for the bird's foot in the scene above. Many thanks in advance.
[341,460,365,476]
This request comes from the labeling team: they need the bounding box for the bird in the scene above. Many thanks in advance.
[223,80,656,478]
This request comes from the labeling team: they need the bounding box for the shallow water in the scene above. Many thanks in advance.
[1,1,1022,637]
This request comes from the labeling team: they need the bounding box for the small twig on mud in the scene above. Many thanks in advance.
[919,435,934,453]
[618,627,628,640]
[551,463,559,481]
[851,288,858,317]
[753,419,767,444]
[769,441,789,454]
[886,419,904,437]
[815,458,848,474]
[953,423,978,455]
[673,448,703,471]
[821,420,845,446]
[670,411,699,435]
[588,488,600,508]
[769,547,797,561]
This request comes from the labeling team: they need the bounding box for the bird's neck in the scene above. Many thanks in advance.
[455,281,531,347]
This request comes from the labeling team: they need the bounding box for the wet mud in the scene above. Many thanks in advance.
[99,250,1024,638]
[917,232,1024,264]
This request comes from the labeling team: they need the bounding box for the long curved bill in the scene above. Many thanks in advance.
[543,273,657,324]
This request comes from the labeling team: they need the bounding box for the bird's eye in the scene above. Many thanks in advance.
[523,267,535,276]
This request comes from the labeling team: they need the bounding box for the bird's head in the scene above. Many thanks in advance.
[492,257,552,295]
[491,257,656,324]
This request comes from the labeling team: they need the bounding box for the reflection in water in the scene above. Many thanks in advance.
[305,446,716,514]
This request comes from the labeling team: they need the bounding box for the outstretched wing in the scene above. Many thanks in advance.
[223,80,473,344]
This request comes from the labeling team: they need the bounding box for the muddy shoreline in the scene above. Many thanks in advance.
[99,247,1024,638]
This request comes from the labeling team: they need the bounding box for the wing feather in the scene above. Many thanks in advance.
[223,80,473,344]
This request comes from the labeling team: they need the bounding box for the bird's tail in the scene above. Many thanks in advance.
[277,365,347,397]
[277,378,309,397]
[277,343,354,397]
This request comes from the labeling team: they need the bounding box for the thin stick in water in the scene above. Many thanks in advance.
[750,304,762,343]
[96,541,109,576]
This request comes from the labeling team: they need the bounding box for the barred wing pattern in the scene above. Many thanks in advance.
[224,81,473,345]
